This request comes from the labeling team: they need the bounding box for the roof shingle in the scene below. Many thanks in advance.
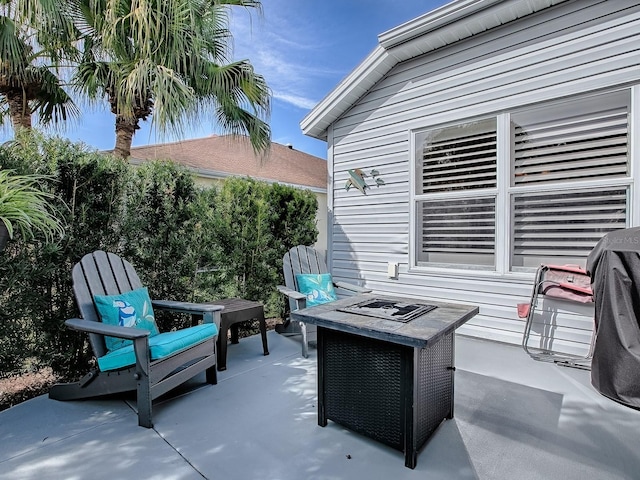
[129,135,327,190]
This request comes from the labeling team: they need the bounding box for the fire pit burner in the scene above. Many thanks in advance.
[338,298,436,323]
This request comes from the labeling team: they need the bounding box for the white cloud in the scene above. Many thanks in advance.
[272,92,318,110]
[229,4,338,112]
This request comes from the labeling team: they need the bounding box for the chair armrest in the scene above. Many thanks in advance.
[334,281,372,293]
[151,300,224,314]
[151,300,223,327]
[276,285,307,301]
[277,285,307,311]
[65,318,150,339]
[66,319,152,375]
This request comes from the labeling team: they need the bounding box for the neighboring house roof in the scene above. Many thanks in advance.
[301,0,567,140]
[128,135,327,192]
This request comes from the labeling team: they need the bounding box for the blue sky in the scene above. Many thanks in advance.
[8,0,450,159]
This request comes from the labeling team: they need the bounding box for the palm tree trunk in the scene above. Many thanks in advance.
[6,90,32,130]
[114,115,137,159]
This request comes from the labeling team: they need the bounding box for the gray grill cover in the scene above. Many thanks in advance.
[586,227,640,409]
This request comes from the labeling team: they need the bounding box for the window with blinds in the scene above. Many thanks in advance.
[416,119,497,194]
[417,197,496,266]
[413,89,631,272]
[512,188,627,268]
[512,92,629,186]
[415,119,497,267]
[510,90,630,269]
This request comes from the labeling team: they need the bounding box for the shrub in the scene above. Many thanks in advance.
[119,160,207,331]
[205,177,318,317]
[0,133,319,379]
[0,169,65,245]
[0,132,129,377]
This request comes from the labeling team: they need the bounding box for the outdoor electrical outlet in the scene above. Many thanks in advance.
[387,262,399,279]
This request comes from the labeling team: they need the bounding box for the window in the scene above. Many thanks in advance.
[415,119,497,267]
[511,188,627,268]
[413,90,631,272]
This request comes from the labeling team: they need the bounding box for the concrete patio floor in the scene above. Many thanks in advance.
[1,330,639,480]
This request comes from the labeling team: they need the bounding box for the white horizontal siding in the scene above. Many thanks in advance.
[335,212,407,225]
[336,222,409,235]
[334,132,409,160]
[348,2,628,113]
[332,38,638,147]
[333,202,409,217]
[327,0,640,350]
[334,192,408,209]
[334,1,640,139]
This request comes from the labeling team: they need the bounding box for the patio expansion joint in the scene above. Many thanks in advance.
[154,426,207,479]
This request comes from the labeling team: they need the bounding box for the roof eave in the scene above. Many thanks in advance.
[377,0,502,49]
[300,45,393,141]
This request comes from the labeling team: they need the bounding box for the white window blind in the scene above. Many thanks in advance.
[512,188,627,268]
[417,119,497,194]
[413,89,631,272]
[510,91,630,269]
[417,197,496,266]
[513,92,629,186]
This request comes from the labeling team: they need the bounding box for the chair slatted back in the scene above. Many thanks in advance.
[72,251,143,358]
[282,246,327,311]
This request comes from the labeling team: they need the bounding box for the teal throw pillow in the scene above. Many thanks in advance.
[94,287,160,352]
[296,273,338,307]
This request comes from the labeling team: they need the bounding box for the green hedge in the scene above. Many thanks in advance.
[204,177,317,315]
[0,133,129,376]
[0,133,318,378]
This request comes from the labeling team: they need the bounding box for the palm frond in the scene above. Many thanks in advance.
[200,60,270,113]
[0,16,30,79]
[214,98,270,155]
[147,65,195,133]
[31,66,80,124]
[72,59,115,98]
[0,168,65,242]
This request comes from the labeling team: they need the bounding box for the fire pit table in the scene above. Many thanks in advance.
[291,294,478,469]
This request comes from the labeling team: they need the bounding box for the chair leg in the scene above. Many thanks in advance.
[275,319,302,335]
[300,321,308,358]
[258,312,269,356]
[217,323,229,371]
[137,371,153,428]
[206,366,217,385]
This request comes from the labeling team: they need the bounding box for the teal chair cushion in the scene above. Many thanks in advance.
[94,287,160,352]
[97,323,218,372]
[296,273,338,307]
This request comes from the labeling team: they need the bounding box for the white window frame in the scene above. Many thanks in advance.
[410,115,500,276]
[410,87,636,277]
[631,84,640,226]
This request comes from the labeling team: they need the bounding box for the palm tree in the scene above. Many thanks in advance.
[0,1,79,132]
[72,0,270,159]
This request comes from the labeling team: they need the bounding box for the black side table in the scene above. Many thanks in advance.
[211,298,269,371]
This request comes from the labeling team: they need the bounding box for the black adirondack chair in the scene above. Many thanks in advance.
[277,245,371,357]
[49,251,223,428]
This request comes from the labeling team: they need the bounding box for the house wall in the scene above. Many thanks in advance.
[327,0,640,347]
[315,193,328,255]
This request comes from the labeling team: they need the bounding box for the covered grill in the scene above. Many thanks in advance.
[586,227,640,409]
